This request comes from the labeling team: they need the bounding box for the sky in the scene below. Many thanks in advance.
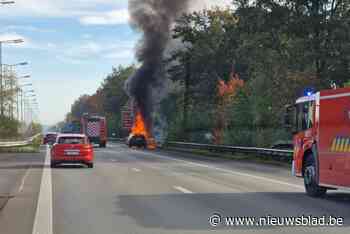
[0,0,231,125]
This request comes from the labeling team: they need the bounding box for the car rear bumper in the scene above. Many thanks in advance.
[51,159,93,165]
[51,155,93,163]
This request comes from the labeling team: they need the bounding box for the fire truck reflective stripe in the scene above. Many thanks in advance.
[336,138,342,152]
[342,138,347,152]
[336,137,340,152]
[335,137,342,152]
[344,138,350,152]
[340,138,347,152]
[340,138,345,152]
[331,138,338,152]
[330,137,350,152]
[340,138,344,151]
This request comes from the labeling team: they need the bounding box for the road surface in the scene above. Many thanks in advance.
[0,143,350,234]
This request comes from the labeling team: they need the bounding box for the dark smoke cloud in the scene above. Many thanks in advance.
[125,0,190,132]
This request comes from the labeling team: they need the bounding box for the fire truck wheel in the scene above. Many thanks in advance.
[303,155,327,197]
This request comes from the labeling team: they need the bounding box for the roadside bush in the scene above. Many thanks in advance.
[0,117,20,140]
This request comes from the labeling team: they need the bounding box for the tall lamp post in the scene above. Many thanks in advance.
[0,1,15,5]
[3,63,29,120]
[22,89,34,123]
[17,75,31,120]
[27,98,38,123]
[0,39,24,117]
[18,81,32,121]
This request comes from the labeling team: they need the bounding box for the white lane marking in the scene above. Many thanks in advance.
[32,145,53,234]
[132,168,141,172]
[173,186,193,194]
[134,151,304,190]
[111,159,118,162]
[103,150,129,155]
[18,166,31,193]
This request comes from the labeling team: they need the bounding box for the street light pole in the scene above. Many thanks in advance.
[21,89,23,122]
[3,65,16,120]
[4,62,28,67]
[3,63,29,121]
[15,74,30,121]
[16,87,19,121]
[0,1,15,5]
[0,39,24,117]
[0,3,17,117]
[22,90,34,123]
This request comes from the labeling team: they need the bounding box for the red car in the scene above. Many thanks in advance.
[50,134,94,168]
[43,132,58,145]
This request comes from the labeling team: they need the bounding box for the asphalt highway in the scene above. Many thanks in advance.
[1,143,350,234]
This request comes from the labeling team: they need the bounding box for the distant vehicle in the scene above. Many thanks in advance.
[50,134,94,168]
[81,115,107,148]
[43,132,58,145]
[286,87,350,197]
[127,134,147,148]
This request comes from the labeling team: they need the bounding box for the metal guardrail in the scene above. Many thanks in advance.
[108,137,293,158]
[0,133,42,148]
[166,141,294,158]
[108,137,125,142]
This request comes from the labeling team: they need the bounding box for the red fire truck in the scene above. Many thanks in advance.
[81,114,107,148]
[287,87,350,197]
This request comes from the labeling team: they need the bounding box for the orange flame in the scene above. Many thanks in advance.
[132,111,149,138]
[131,110,157,150]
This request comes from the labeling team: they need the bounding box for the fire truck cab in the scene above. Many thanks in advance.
[288,87,350,197]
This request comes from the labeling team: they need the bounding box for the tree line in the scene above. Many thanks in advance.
[66,0,350,146]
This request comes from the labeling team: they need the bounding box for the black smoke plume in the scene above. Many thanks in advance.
[126,0,190,133]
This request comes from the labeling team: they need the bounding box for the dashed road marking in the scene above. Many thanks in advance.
[32,145,53,234]
[18,166,31,193]
[173,186,193,194]
[132,168,141,172]
[101,150,129,155]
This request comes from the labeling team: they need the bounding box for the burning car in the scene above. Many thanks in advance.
[126,110,157,149]
[127,133,147,148]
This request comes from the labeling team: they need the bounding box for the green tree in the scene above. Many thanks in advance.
[165,0,350,145]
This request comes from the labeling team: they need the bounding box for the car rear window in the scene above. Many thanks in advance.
[58,137,85,144]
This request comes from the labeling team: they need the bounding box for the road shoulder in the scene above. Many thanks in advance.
[0,150,45,234]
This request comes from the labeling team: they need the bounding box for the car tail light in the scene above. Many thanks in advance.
[82,145,92,150]
[81,145,93,154]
